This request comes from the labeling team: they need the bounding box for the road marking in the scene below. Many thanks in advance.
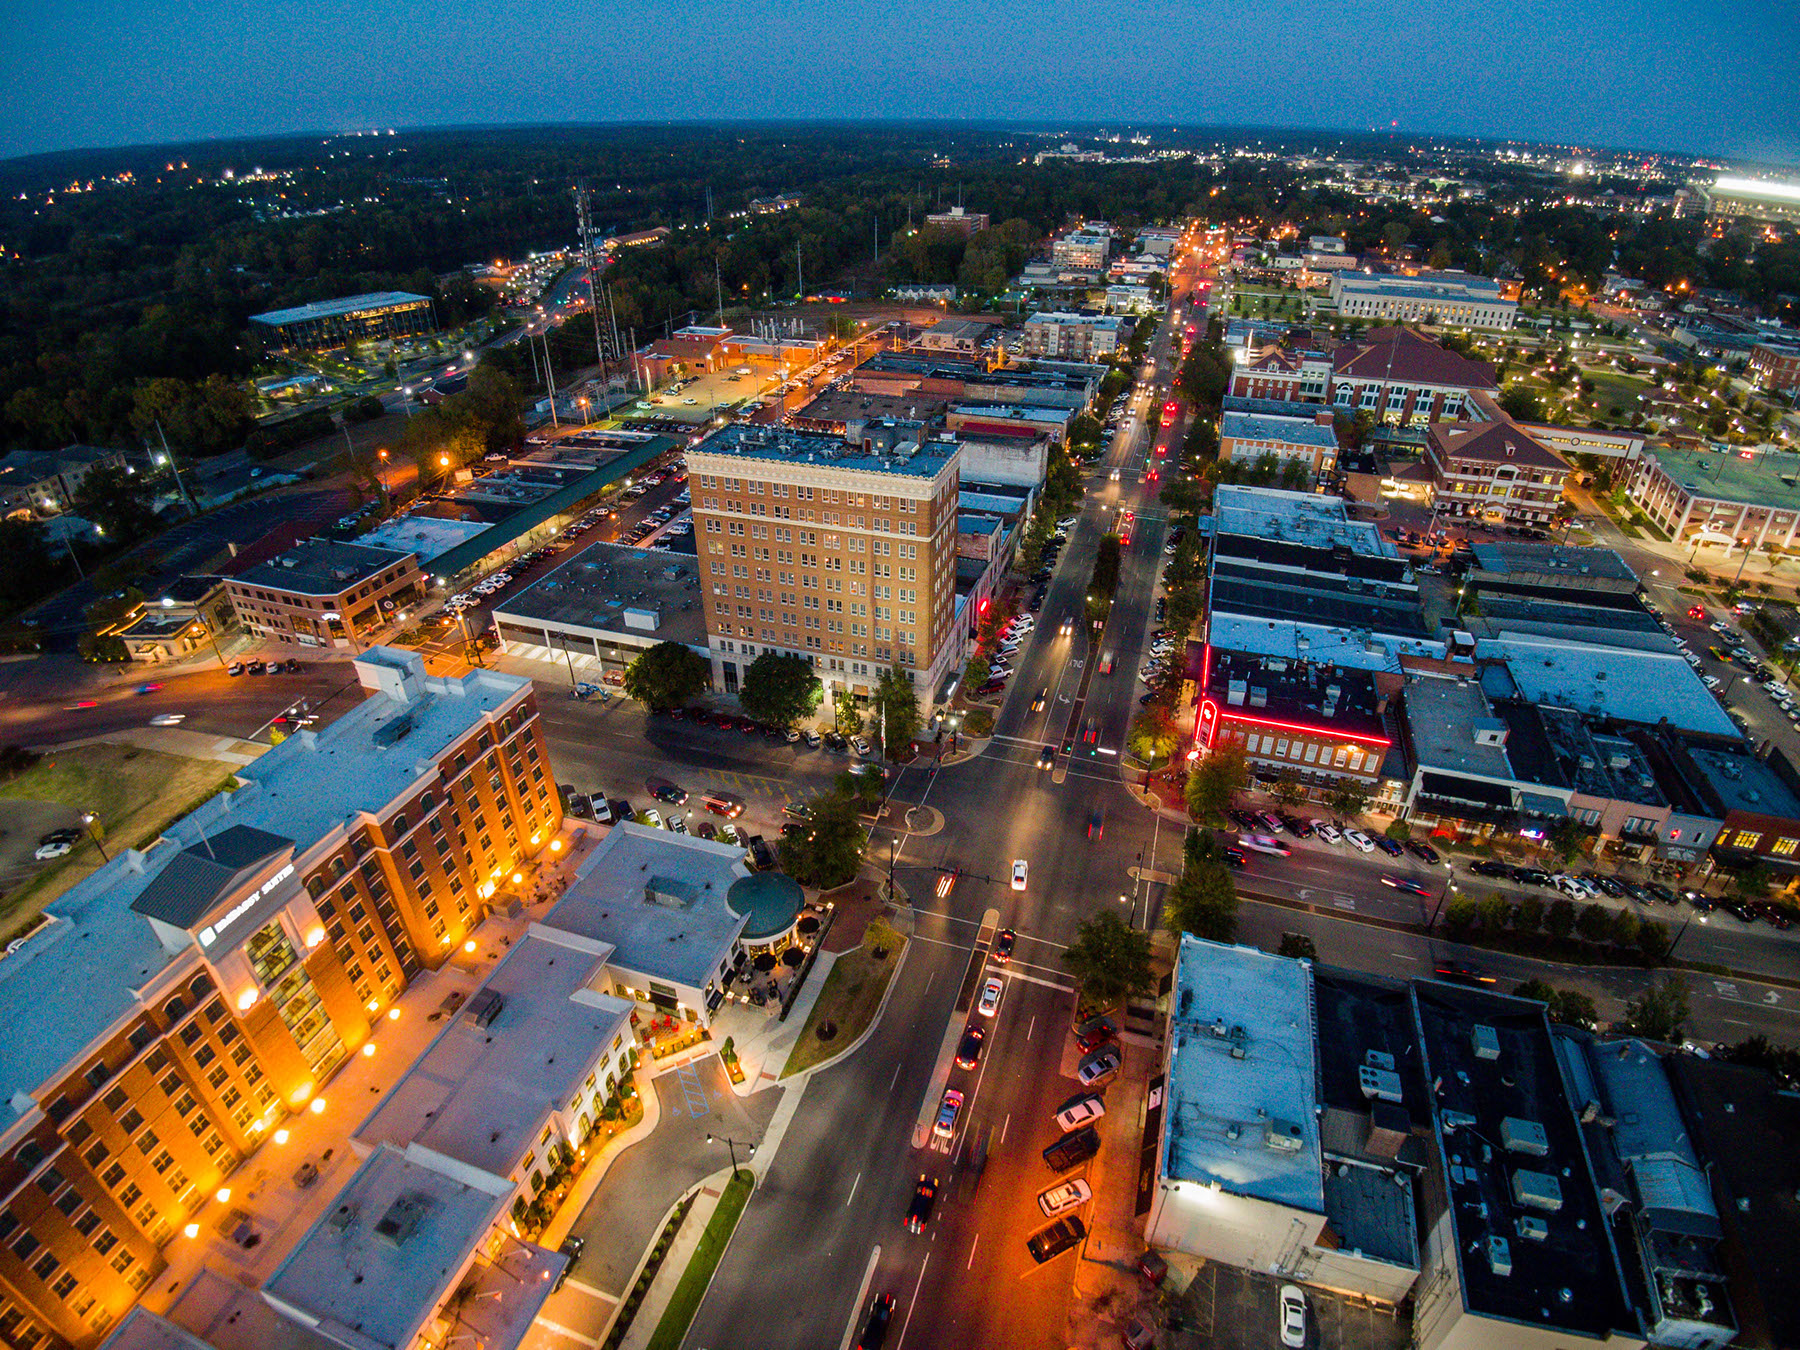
[530,1317,601,1348]
[923,969,935,995]
[967,1233,981,1269]
[1006,969,1078,995]
[1001,1113,1010,1144]
[846,1171,860,1207]
[889,1061,904,1092]
[1026,1015,1036,1042]
[894,1254,930,1350]
[1333,898,1357,911]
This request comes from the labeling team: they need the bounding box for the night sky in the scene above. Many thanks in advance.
[2,0,1796,164]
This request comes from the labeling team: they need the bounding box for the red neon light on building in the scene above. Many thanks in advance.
[1212,706,1392,749]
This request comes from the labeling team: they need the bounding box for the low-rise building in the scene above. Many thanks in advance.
[0,446,131,519]
[248,293,436,353]
[922,207,987,236]
[914,318,993,356]
[1331,328,1498,425]
[1329,271,1518,330]
[1219,408,1340,476]
[1626,443,1800,550]
[1746,340,1800,393]
[226,540,423,649]
[1227,345,1333,403]
[1423,418,1570,524]
[1019,312,1131,361]
[1194,646,1392,790]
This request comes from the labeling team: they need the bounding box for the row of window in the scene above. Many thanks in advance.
[1241,731,1375,774]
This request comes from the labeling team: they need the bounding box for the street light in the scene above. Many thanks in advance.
[80,811,108,862]
[705,1133,755,1182]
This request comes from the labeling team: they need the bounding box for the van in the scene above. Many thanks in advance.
[1042,1125,1100,1173]
[703,793,745,818]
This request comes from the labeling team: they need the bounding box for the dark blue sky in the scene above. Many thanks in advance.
[3,0,1796,165]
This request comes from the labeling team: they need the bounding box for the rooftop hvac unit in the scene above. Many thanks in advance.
[1485,1235,1513,1277]
[1441,1110,1476,1133]
[1364,1050,1397,1072]
[1358,1065,1404,1104]
[1472,1024,1501,1061]
[1500,1117,1549,1157]
[373,1192,432,1248]
[1515,1216,1550,1242]
[463,989,504,1030]
[1511,1168,1564,1212]
[1264,1118,1304,1153]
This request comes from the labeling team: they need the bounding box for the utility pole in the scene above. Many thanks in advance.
[796,242,803,302]
[155,421,196,514]
[716,258,725,327]
[541,334,559,428]
[572,182,609,387]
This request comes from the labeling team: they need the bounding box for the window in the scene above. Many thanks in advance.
[1731,829,1761,849]
[1772,837,1799,857]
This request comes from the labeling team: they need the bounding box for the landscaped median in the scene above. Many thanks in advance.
[782,918,906,1077]
[644,1169,755,1350]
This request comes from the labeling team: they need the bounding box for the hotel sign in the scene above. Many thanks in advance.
[199,863,296,948]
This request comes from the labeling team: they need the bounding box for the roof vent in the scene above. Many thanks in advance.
[1516,1216,1550,1242]
[1358,1065,1404,1104]
[372,1191,433,1248]
[1485,1235,1513,1276]
[1501,1117,1549,1156]
[1264,1118,1304,1153]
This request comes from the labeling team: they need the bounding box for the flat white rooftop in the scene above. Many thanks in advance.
[1208,612,1445,674]
[355,931,633,1178]
[354,516,490,564]
[263,1143,512,1350]
[1161,937,1324,1213]
[1212,484,1392,556]
[1481,632,1738,738]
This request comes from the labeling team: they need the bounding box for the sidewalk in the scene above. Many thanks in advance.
[615,1167,746,1350]
[1067,1035,1161,1349]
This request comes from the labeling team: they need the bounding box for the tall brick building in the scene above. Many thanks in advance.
[687,424,964,703]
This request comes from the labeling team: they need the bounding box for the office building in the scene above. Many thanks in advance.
[1423,418,1570,524]
[1019,312,1131,361]
[1049,229,1112,269]
[1330,328,1498,425]
[1218,408,1340,477]
[248,293,436,353]
[1227,345,1332,403]
[687,424,963,702]
[0,651,555,1349]
[1626,443,1800,550]
[922,206,988,235]
[226,540,423,650]
[1329,272,1518,330]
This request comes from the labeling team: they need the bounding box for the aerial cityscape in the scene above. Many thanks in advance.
[2,15,1800,1350]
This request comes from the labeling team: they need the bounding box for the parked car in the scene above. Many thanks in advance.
[1372,834,1405,857]
[1469,859,1511,879]
[1077,1047,1120,1087]
[1405,840,1441,864]
[1279,1284,1308,1348]
[1037,1178,1093,1218]
[1341,827,1375,853]
[1025,1216,1087,1264]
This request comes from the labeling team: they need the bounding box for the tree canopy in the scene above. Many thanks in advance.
[1061,910,1154,1010]
[1185,741,1248,823]
[738,652,822,729]
[871,664,920,755]
[621,641,709,712]
[776,788,865,889]
[1163,831,1238,943]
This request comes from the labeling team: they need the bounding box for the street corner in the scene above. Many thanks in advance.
[900,802,945,836]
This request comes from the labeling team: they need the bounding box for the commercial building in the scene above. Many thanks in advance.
[96,577,235,665]
[687,424,963,702]
[1049,229,1112,270]
[1146,939,1421,1304]
[248,293,436,353]
[914,318,993,356]
[1746,339,1800,393]
[1218,408,1340,477]
[1193,645,1392,789]
[922,206,988,235]
[225,540,423,649]
[1700,176,1800,225]
[1019,312,1132,361]
[1329,272,1518,330]
[0,651,555,1349]
[1226,345,1332,403]
[0,446,131,520]
[1330,328,1499,425]
[1423,418,1570,524]
[492,543,707,683]
[1625,443,1800,550]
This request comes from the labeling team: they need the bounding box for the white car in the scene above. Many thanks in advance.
[1011,859,1028,891]
[1038,1178,1093,1218]
[1055,1094,1106,1132]
[1279,1284,1308,1348]
[1059,617,1074,636]
[148,713,187,727]
[978,975,1004,1017]
[851,736,871,757]
[1314,822,1342,845]
[1342,827,1375,853]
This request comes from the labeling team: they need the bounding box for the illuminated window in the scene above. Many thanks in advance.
[1772,838,1798,857]
[1732,830,1761,849]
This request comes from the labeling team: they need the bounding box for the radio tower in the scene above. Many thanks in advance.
[572,182,610,384]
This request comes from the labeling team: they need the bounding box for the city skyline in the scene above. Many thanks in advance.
[2,0,1798,165]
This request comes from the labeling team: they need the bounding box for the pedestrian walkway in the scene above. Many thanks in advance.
[616,1168,743,1350]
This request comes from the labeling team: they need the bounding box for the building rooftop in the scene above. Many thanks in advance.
[130,824,294,930]
[690,424,956,480]
[1204,646,1390,744]
[1481,633,1738,739]
[1334,327,1499,389]
[1402,677,1514,780]
[1220,410,1339,449]
[1212,485,1393,555]
[546,823,752,989]
[1428,420,1569,471]
[231,538,412,595]
[355,931,633,1177]
[492,542,707,650]
[1335,272,1508,300]
[262,1144,514,1350]
[1639,443,1800,510]
[1207,613,1445,675]
[1161,938,1323,1213]
[1684,743,1800,817]
[354,515,490,563]
[250,292,431,327]
[1468,542,1640,597]
[1411,982,1633,1340]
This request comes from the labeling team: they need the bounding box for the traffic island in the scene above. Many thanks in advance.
[638,1169,755,1350]
[781,918,907,1077]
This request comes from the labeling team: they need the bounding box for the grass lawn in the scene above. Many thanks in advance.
[0,743,237,935]
[645,1170,754,1350]
[782,919,905,1077]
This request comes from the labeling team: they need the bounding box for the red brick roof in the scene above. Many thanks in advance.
[1333,328,1497,390]
[1427,420,1569,471]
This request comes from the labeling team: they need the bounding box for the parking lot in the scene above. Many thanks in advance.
[1174,1264,1409,1350]
[634,365,769,422]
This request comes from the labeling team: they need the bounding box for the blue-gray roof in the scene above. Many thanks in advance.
[1221,410,1338,448]
[692,425,955,479]
[250,292,432,327]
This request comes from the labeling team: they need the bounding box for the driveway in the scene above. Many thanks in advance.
[562,1055,782,1296]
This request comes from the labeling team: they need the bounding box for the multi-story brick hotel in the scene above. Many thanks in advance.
[0,651,558,1349]
[687,424,964,703]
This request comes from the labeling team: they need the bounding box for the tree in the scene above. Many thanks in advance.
[0,518,58,618]
[1184,742,1248,823]
[1515,895,1545,936]
[738,652,822,730]
[1546,818,1592,863]
[1127,706,1182,767]
[1545,898,1577,940]
[1636,918,1672,964]
[1326,779,1370,820]
[778,789,865,888]
[1277,933,1317,961]
[73,464,158,544]
[1574,903,1614,943]
[1498,386,1545,421]
[1477,896,1511,933]
[871,665,920,755]
[1621,976,1690,1043]
[1061,910,1154,1010]
[1443,897,1479,939]
[1164,835,1238,943]
[1271,770,1307,808]
[622,641,710,712]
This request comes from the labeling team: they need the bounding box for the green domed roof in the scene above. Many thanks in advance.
[727,871,804,941]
